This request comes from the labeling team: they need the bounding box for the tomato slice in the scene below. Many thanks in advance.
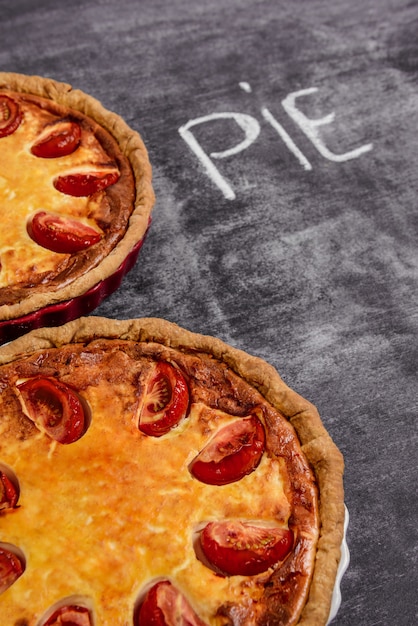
[0,95,22,138]
[53,168,120,197]
[199,521,294,577]
[31,119,81,158]
[0,470,19,510]
[27,211,102,253]
[138,362,190,437]
[17,377,86,444]
[0,546,24,595]
[137,580,208,626]
[188,414,265,485]
[43,605,93,626]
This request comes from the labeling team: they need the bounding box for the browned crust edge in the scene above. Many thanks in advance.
[0,72,155,321]
[0,316,345,626]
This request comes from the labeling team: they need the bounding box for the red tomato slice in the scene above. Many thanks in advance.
[199,521,294,576]
[27,211,102,254]
[137,580,208,626]
[43,605,92,626]
[17,377,86,444]
[138,362,190,437]
[0,546,24,595]
[0,470,19,510]
[189,414,265,485]
[31,119,81,158]
[53,169,120,197]
[0,95,22,138]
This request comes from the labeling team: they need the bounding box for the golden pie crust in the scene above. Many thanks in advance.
[0,317,345,626]
[0,72,154,321]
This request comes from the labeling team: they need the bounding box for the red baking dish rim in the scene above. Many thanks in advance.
[0,222,151,344]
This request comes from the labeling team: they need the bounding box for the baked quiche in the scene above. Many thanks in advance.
[0,73,154,335]
[0,317,345,626]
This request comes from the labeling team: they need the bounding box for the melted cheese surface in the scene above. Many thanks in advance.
[0,95,110,289]
[0,342,318,626]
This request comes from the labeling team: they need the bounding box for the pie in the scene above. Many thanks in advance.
[0,72,154,329]
[0,316,345,626]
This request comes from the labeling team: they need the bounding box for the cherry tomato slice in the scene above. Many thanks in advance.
[138,362,190,437]
[43,605,93,626]
[0,95,22,138]
[189,414,265,485]
[199,521,294,577]
[0,546,24,595]
[17,377,86,444]
[27,211,102,253]
[0,470,19,510]
[53,169,120,197]
[31,119,81,158]
[137,580,208,626]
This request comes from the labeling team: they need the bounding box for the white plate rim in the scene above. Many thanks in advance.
[327,504,350,624]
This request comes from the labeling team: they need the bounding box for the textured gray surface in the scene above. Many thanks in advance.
[1,0,418,624]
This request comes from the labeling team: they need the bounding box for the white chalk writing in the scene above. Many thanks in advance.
[282,87,373,163]
[178,84,373,200]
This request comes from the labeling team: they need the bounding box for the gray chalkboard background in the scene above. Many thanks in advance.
[1,0,417,624]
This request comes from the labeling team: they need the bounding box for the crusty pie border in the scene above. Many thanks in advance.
[0,316,345,626]
[0,72,155,321]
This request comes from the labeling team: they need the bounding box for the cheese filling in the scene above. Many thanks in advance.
[0,342,318,626]
[0,92,124,296]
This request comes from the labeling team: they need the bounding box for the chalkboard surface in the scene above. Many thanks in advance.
[1,0,417,624]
